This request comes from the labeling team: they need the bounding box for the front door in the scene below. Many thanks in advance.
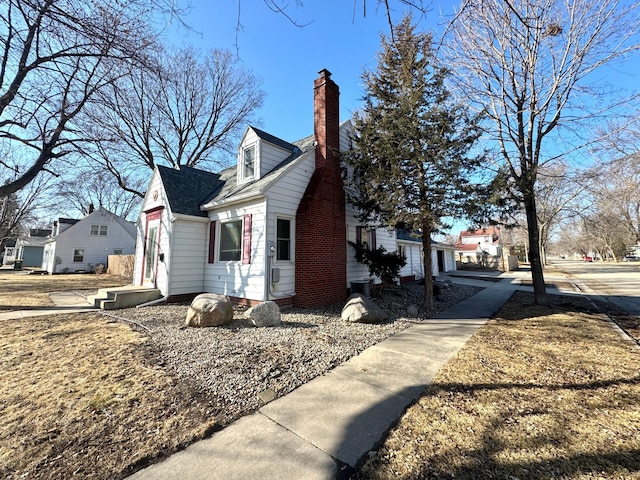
[143,222,159,287]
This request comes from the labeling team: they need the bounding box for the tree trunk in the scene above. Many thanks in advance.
[524,191,547,305]
[422,224,434,310]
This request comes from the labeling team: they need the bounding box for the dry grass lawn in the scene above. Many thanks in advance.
[2,271,639,479]
[0,272,129,309]
[0,312,216,479]
[356,291,640,479]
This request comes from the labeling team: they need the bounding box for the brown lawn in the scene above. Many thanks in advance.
[2,272,639,480]
[356,291,640,480]
[0,273,129,309]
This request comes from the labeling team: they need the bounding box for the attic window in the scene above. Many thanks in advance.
[243,145,256,180]
[90,225,108,236]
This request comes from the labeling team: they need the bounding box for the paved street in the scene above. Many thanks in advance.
[548,259,640,316]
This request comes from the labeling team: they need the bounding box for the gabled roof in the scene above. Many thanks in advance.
[250,126,299,153]
[157,165,223,217]
[153,127,321,214]
[200,146,312,209]
[48,207,136,242]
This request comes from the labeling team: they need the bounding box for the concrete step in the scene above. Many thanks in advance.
[87,286,163,310]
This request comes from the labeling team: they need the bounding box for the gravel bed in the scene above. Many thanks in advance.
[112,282,481,425]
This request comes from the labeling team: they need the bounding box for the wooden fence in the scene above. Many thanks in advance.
[107,254,134,280]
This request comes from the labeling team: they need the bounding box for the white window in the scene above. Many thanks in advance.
[276,218,291,261]
[219,220,243,261]
[90,225,108,236]
[73,249,84,262]
[243,145,255,180]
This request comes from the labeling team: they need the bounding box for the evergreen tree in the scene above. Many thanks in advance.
[345,15,486,309]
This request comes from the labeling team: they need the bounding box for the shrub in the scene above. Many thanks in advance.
[349,241,407,284]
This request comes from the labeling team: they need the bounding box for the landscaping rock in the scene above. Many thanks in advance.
[248,301,281,327]
[341,293,388,323]
[185,293,234,327]
[407,304,419,316]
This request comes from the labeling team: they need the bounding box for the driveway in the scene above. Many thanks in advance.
[549,259,640,316]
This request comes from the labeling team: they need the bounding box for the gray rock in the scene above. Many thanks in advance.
[341,293,388,323]
[248,301,281,327]
[185,293,234,327]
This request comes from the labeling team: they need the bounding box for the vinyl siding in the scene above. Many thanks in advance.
[204,200,267,302]
[44,209,135,274]
[167,219,208,295]
[133,171,172,294]
[263,151,316,299]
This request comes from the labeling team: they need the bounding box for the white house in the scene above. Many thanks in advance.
[42,208,136,274]
[132,69,456,308]
[396,231,457,282]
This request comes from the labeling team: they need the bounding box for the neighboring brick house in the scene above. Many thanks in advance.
[454,227,503,267]
[133,69,455,308]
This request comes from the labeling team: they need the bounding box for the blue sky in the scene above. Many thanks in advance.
[165,1,459,143]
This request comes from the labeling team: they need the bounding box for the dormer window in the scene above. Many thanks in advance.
[242,144,256,181]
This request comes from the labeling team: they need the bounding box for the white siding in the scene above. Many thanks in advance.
[46,209,136,274]
[345,204,399,286]
[237,128,295,184]
[204,200,267,302]
[262,152,316,300]
[259,141,295,177]
[133,171,172,295]
[399,241,425,280]
[167,219,208,295]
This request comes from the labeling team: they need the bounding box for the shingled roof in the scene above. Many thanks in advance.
[157,165,223,217]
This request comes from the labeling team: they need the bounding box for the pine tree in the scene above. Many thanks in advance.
[345,14,486,309]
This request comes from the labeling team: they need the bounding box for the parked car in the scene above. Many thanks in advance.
[584,256,593,262]
[623,256,639,262]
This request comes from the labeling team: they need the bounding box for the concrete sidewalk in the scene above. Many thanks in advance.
[0,291,96,320]
[128,275,521,480]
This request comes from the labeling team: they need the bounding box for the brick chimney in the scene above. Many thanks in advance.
[295,69,347,308]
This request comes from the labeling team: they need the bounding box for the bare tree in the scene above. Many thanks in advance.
[1,176,50,248]
[444,0,640,304]
[586,154,640,247]
[83,47,264,197]
[57,169,143,221]
[535,162,585,264]
[0,0,184,198]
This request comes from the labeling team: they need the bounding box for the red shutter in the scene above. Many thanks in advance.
[370,229,377,250]
[208,221,216,263]
[242,214,252,264]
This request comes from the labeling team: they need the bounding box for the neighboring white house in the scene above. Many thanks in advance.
[13,229,52,267]
[132,69,456,307]
[42,208,136,274]
[396,231,457,281]
[2,240,17,266]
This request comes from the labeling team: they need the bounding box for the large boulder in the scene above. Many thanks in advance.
[185,293,234,328]
[341,293,388,324]
[247,301,281,327]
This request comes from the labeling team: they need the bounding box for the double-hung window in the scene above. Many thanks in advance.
[243,145,255,180]
[356,226,377,250]
[276,218,291,261]
[90,225,108,236]
[73,249,84,262]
